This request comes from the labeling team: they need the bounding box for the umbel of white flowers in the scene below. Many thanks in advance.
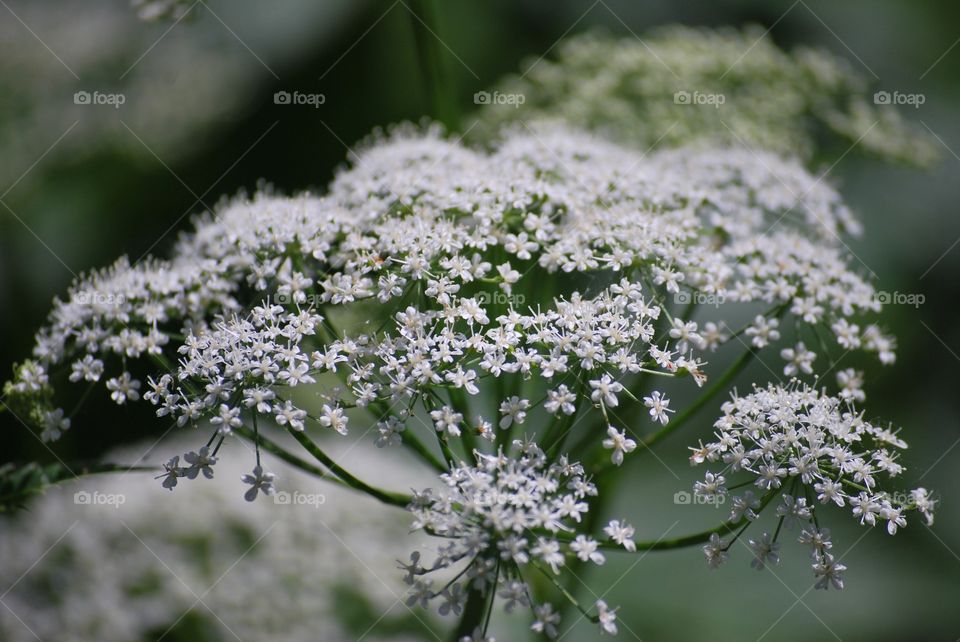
[693,383,935,589]
[4,124,932,639]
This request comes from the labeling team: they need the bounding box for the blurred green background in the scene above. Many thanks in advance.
[1,0,958,640]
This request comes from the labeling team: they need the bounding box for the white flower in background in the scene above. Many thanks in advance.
[780,342,816,376]
[748,532,780,570]
[836,367,866,403]
[0,0,354,189]
[0,438,430,642]
[596,599,619,635]
[531,603,561,639]
[473,27,938,166]
[745,315,781,349]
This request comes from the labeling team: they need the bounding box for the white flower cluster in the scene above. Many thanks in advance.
[693,383,936,586]
[1,18,941,640]
[3,121,926,639]
[475,26,938,165]
[7,126,893,456]
[405,441,630,638]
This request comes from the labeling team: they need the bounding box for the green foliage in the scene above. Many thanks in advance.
[0,461,151,513]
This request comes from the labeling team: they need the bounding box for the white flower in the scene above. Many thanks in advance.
[836,368,865,403]
[498,396,529,430]
[812,554,846,590]
[643,391,674,425]
[531,603,560,639]
[274,400,307,432]
[669,319,704,352]
[780,342,816,376]
[498,580,530,613]
[590,374,624,408]
[319,404,348,435]
[210,404,242,435]
[748,532,780,570]
[438,584,465,617]
[602,426,637,466]
[694,383,930,586]
[406,445,596,618]
[596,599,618,635]
[106,372,140,405]
[570,535,605,565]
[545,385,576,416]
[430,405,463,437]
[745,315,780,348]
[703,533,728,569]
[241,465,276,502]
[69,355,103,383]
[603,519,636,552]
[40,409,70,442]
[156,456,182,490]
[532,538,565,573]
[728,491,761,522]
[376,416,406,448]
[183,447,217,480]
[831,319,861,349]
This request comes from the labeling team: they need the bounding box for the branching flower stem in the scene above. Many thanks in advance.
[286,427,412,508]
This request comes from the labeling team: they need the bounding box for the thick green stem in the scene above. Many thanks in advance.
[407,0,459,129]
[451,584,489,641]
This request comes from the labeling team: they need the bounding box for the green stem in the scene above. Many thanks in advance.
[557,490,780,552]
[286,427,412,507]
[639,346,759,450]
[407,0,459,129]
[402,429,448,473]
[235,425,349,490]
[451,584,488,641]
